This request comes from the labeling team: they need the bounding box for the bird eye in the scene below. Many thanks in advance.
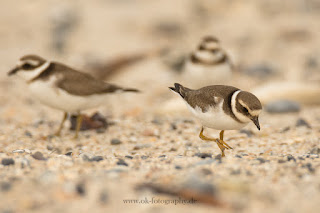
[243,107,249,114]
[22,63,32,69]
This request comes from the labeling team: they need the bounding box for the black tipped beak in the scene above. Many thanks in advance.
[252,117,260,131]
[8,66,20,76]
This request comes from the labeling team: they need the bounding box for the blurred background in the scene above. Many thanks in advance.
[0,0,320,213]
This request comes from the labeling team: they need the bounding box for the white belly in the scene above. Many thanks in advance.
[182,62,232,88]
[185,101,248,130]
[28,77,108,113]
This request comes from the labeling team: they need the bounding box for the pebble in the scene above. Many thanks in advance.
[235,154,242,158]
[76,183,86,196]
[133,144,151,150]
[1,158,15,166]
[18,158,31,168]
[256,157,266,164]
[32,152,47,161]
[99,190,108,204]
[65,152,72,156]
[278,159,286,163]
[141,155,149,160]
[125,155,133,159]
[296,118,311,129]
[182,175,216,195]
[0,182,11,192]
[194,153,212,159]
[310,147,320,154]
[175,165,182,170]
[280,126,291,133]
[24,131,32,137]
[230,169,241,175]
[89,156,104,162]
[239,129,254,137]
[117,159,128,166]
[287,155,296,162]
[265,100,301,113]
[302,163,315,173]
[12,149,25,154]
[243,63,277,78]
[111,138,122,145]
[158,155,166,158]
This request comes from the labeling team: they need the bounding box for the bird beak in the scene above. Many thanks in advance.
[251,117,260,130]
[8,66,20,76]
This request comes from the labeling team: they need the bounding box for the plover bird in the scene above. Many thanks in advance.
[8,54,139,138]
[182,36,234,87]
[169,83,262,157]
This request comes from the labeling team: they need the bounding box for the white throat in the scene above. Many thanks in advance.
[17,61,50,82]
[231,90,251,123]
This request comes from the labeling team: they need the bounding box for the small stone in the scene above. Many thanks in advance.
[170,123,177,130]
[96,128,106,134]
[151,119,162,125]
[32,152,47,161]
[298,156,305,160]
[243,63,276,78]
[287,155,296,162]
[65,152,72,156]
[230,169,241,175]
[241,153,249,156]
[256,157,266,164]
[99,190,108,204]
[169,147,177,152]
[175,165,182,170]
[182,176,216,196]
[125,155,133,159]
[310,147,320,154]
[111,138,122,145]
[47,145,54,151]
[239,129,254,137]
[81,154,90,161]
[1,158,15,166]
[12,149,25,154]
[280,126,290,133]
[201,168,213,175]
[158,155,166,158]
[278,159,286,163]
[76,183,86,196]
[141,155,149,160]
[24,149,31,154]
[117,159,128,166]
[24,131,32,137]
[265,100,301,113]
[235,154,242,158]
[302,163,315,173]
[133,144,151,150]
[215,154,222,161]
[296,118,311,128]
[89,156,104,162]
[194,153,212,159]
[0,182,11,192]
[19,158,31,168]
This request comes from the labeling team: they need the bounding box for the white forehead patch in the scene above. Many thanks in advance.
[202,41,220,50]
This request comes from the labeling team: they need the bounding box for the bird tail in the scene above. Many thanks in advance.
[169,83,189,98]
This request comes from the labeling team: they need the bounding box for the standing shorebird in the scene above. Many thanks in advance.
[8,54,139,138]
[182,36,234,87]
[169,83,262,157]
